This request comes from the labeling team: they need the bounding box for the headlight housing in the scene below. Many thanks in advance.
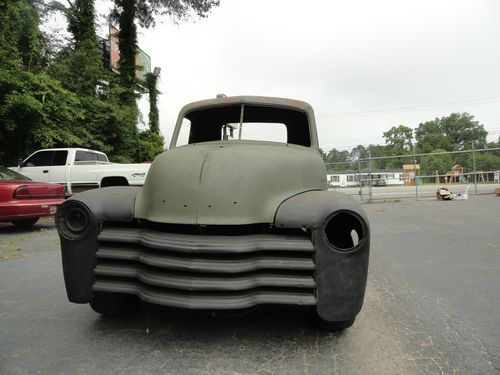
[56,201,92,240]
[323,210,366,252]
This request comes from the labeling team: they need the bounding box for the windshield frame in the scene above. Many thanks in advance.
[173,104,313,148]
[170,97,319,150]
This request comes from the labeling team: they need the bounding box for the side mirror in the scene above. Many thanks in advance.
[18,158,24,167]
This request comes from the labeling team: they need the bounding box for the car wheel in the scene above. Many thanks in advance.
[310,310,356,331]
[90,292,139,316]
[12,217,39,228]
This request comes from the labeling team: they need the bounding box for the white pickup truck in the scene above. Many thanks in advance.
[10,148,151,195]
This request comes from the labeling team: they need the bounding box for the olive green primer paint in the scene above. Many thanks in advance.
[135,142,327,225]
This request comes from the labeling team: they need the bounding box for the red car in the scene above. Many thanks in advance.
[0,166,65,228]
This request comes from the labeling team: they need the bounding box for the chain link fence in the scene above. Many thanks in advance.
[326,147,500,200]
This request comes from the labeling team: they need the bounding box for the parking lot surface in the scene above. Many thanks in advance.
[1,195,499,374]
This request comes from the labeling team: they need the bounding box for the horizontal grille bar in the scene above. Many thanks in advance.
[95,227,316,309]
[93,279,316,309]
[95,263,315,291]
[98,228,314,254]
[96,246,315,273]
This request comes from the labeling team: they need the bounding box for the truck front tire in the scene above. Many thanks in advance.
[310,309,356,331]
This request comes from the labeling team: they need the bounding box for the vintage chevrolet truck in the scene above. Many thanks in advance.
[56,96,370,330]
[10,148,150,195]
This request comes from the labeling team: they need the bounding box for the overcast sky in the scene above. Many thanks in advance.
[114,0,500,150]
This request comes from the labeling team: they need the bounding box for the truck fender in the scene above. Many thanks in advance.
[56,187,140,303]
[274,190,370,322]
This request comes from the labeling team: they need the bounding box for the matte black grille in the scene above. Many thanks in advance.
[94,227,316,309]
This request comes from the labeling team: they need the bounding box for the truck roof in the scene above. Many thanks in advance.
[179,96,314,115]
[34,148,107,155]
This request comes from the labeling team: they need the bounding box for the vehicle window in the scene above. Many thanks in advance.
[97,154,108,162]
[25,151,54,167]
[75,151,99,162]
[53,151,68,166]
[0,166,30,180]
[177,105,311,147]
[232,122,287,143]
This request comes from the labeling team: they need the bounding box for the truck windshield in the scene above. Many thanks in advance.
[176,105,311,147]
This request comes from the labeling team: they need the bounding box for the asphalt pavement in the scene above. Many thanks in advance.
[1,195,499,375]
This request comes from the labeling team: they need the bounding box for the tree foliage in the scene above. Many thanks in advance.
[138,129,165,161]
[415,113,487,153]
[109,0,220,159]
[112,0,220,28]
[0,0,84,164]
[0,0,45,72]
[419,149,453,175]
[0,68,84,164]
[146,72,160,133]
[383,125,413,155]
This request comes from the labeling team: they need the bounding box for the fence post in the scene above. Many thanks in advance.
[357,153,362,199]
[368,150,372,200]
[472,141,478,195]
[413,145,418,198]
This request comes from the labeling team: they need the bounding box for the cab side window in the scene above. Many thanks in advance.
[75,151,98,162]
[24,151,54,167]
[97,153,108,162]
[53,151,68,166]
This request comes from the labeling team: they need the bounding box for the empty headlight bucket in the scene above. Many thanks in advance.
[323,210,366,252]
[56,201,92,240]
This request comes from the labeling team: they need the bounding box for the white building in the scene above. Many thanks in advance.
[327,170,404,188]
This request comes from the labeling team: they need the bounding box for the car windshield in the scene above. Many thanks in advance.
[176,105,311,147]
[0,166,30,181]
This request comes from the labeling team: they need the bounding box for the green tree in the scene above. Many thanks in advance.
[0,0,44,72]
[415,113,487,153]
[367,144,390,170]
[138,129,164,161]
[109,0,219,160]
[0,65,84,165]
[146,72,160,133]
[320,148,350,171]
[472,153,500,173]
[350,145,368,160]
[0,0,84,164]
[64,0,102,96]
[51,0,152,161]
[383,125,413,155]
[420,149,453,176]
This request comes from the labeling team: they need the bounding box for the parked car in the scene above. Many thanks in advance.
[10,148,151,195]
[56,96,370,331]
[375,179,387,187]
[0,166,65,228]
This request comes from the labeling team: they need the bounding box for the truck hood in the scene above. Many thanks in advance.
[134,142,327,225]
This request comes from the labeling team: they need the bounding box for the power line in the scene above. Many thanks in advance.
[317,96,500,118]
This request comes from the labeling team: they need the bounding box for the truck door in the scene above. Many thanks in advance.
[49,150,69,184]
[19,150,54,182]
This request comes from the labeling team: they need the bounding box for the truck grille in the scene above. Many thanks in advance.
[93,227,316,309]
